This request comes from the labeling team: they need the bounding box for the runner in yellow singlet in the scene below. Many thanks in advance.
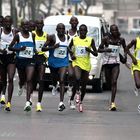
[33,19,47,112]
[127,35,140,112]
[69,24,98,112]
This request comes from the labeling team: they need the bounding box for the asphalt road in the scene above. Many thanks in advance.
[0,63,140,140]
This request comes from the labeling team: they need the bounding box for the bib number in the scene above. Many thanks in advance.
[75,46,88,57]
[36,41,44,52]
[19,47,33,58]
[54,47,67,58]
[107,45,120,57]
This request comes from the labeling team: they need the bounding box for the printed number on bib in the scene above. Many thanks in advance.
[54,47,67,58]
[19,47,33,58]
[75,46,88,57]
[107,45,120,57]
[36,41,44,52]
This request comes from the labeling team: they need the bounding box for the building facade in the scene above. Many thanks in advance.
[86,0,140,33]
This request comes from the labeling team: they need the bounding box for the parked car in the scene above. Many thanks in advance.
[42,15,110,92]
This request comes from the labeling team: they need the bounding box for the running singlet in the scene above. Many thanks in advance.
[67,31,78,61]
[103,44,120,65]
[72,36,92,72]
[48,33,69,68]
[15,32,35,58]
[0,28,14,54]
[132,37,140,72]
[33,31,47,55]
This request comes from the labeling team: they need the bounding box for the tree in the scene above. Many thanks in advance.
[35,0,54,18]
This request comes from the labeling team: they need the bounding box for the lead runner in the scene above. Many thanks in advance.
[8,19,36,111]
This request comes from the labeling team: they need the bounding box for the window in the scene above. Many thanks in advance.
[133,19,140,28]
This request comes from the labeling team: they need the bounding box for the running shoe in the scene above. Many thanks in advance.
[36,103,42,112]
[138,104,140,113]
[5,102,11,111]
[0,95,6,105]
[75,92,80,104]
[69,100,76,110]
[134,88,140,96]
[67,86,72,97]
[52,86,59,96]
[109,102,117,111]
[78,102,83,112]
[58,102,65,111]
[24,101,31,112]
[18,86,24,96]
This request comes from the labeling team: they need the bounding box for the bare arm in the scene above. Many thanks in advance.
[68,38,76,60]
[85,38,98,56]
[8,34,20,52]
[126,39,137,65]
[42,34,58,51]
[98,36,112,53]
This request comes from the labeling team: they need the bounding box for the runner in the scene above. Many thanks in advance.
[33,19,47,112]
[42,23,69,111]
[67,16,79,98]
[69,24,98,112]
[8,19,36,111]
[0,16,16,109]
[17,20,36,96]
[126,33,140,112]
[98,24,127,111]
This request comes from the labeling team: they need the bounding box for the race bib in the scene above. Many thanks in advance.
[75,46,88,57]
[107,45,120,57]
[0,42,9,50]
[54,47,67,58]
[136,50,140,60]
[19,47,33,58]
[36,41,44,52]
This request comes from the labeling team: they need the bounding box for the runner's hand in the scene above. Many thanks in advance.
[85,47,90,52]
[71,54,76,60]
[2,49,7,55]
[20,46,26,51]
[105,48,112,52]
[53,43,59,49]
[132,57,137,65]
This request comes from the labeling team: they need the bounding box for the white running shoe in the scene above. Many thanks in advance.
[0,95,6,105]
[24,101,31,112]
[52,86,58,96]
[58,102,65,111]
[75,92,80,104]
[18,86,24,96]
[138,104,140,113]
[134,88,140,96]
[67,86,72,97]
[69,100,76,110]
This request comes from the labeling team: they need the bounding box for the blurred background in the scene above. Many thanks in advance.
[0,0,140,34]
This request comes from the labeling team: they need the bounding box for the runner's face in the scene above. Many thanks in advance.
[70,17,78,28]
[79,26,87,38]
[36,21,44,30]
[3,18,12,28]
[22,22,30,32]
[110,26,119,37]
[57,24,65,36]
